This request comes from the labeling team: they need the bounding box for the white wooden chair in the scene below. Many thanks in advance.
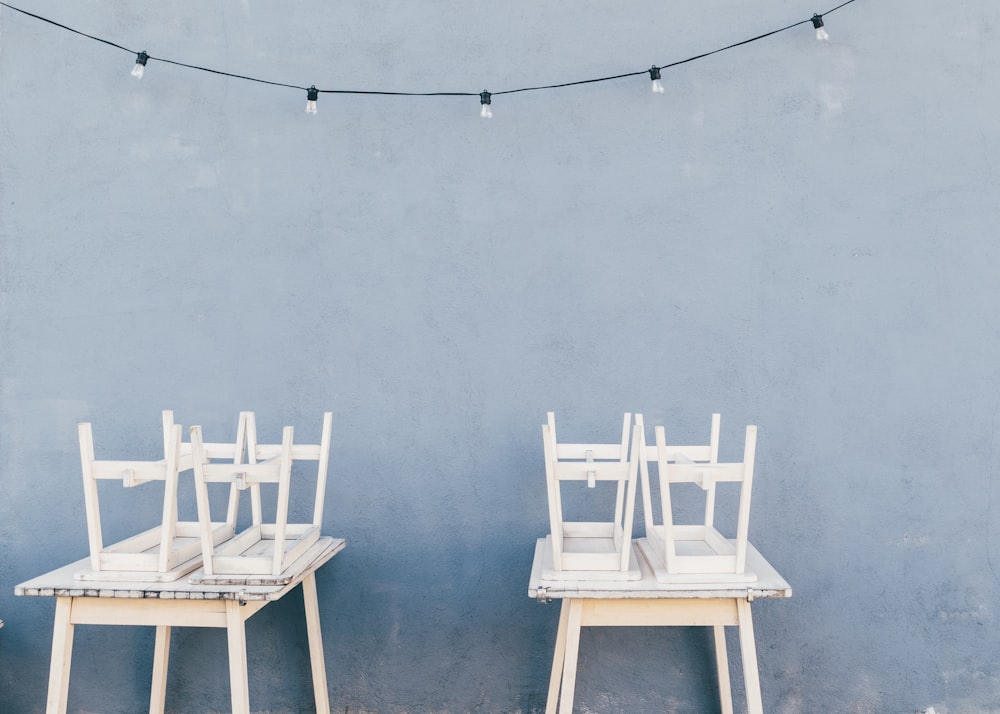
[76,411,236,581]
[189,411,333,583]
[541,411,641,580]
[635,413,759,583]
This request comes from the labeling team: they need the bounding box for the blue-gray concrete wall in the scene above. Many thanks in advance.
[1,1,998,711]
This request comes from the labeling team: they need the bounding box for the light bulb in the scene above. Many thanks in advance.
[131,51,148,79]
[811,14,829,41]
[649,66,664,94]
[305,85,319,115]
[479,90,492,119]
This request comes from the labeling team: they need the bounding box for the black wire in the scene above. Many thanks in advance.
[318,90,477,97]
[150,56,305,91]
[495,70,648,97]
[0,1,308,91]
[824,0,859,17]
[0,0,859,99]
[0,0,134,54]
[497,0,859,96]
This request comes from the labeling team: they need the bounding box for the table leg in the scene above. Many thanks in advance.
[149,625,171,714]
[302,572,331,714]
[45,596,74,714]
[713,624,733,714]
[226,600,251,714]
[736,599,763,714]
[558,600,584,714]
[545,601,571,714]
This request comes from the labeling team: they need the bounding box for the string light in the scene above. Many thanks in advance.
[812,14,830,41]
[0,0,859,117]
[130,51,148,79]
[648,66,664,94]
[479,91,492,119]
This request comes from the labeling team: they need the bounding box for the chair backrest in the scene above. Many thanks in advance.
[637,413,757,577]
[542,411,638,574]
[189,411,333,577]
[78,411,186,574]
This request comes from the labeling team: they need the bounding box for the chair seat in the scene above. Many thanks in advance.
[540,535,642,581]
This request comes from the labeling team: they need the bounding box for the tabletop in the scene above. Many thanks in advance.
[528,537,792,601]
[15,536,346,602]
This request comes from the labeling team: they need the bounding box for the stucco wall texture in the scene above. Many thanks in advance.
[1,1,999,712]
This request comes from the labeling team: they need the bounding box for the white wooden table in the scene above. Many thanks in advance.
[16,536,345,714]
[528,537,791,714]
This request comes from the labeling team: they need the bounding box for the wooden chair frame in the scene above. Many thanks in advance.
[542,412,640,580]
[636,413,758,582]
[76,411,235,581]
[190,411,333,581]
